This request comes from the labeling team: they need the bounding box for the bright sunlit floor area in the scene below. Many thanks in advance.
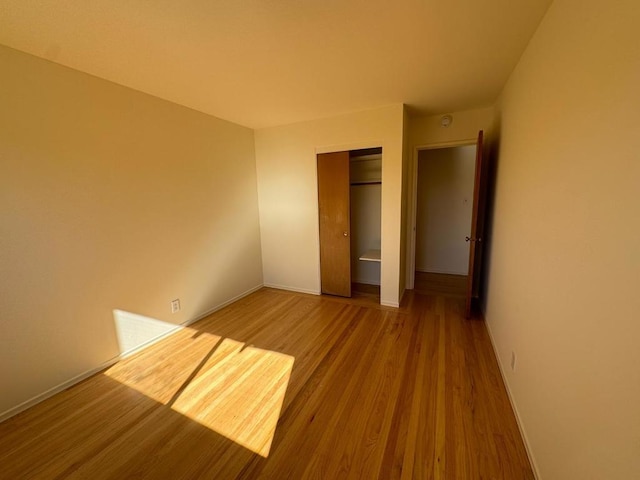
[0,288,533,479]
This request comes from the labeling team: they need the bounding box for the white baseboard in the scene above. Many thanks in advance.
[0,283,264,424]
[0,358,119,424]
[263,283,320,296]
[184,284,264,327]
[483,315,541,479]
[374,285,403,308]
[380,300,400,308]
[116,284,265,360]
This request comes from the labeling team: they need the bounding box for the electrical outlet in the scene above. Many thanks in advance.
[511,351,517,372]
[171,299,181,314]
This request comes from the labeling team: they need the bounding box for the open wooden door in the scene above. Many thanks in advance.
[465,131,488,318]
[317,151,351,297]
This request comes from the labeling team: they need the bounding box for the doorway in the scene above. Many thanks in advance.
[408,130,486,317]
[413,144,476,297]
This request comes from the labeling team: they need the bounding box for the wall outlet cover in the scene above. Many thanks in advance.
[171,299,181,313]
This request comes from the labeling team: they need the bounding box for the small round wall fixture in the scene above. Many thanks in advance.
[441,114,453,128]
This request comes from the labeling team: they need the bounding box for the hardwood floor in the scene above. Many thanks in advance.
[0,288,534,479]
[414,271,468,297]
[351,282,381,304]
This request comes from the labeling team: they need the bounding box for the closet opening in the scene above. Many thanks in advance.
[349,148,382,301]
[316,147,382,304]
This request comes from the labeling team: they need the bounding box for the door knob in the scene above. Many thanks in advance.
[343,232,348,237]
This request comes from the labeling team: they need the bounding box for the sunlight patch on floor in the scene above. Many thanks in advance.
[106,312,294,457]
[172,339,294,457]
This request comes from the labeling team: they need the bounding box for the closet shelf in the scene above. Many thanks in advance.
[359,249,381,262]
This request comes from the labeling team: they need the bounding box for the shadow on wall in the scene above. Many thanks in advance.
[109,219,262,357]
[479,113,502,314]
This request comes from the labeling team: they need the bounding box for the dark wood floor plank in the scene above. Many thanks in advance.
[414,272,467,297]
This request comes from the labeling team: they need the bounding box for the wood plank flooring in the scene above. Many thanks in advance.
[0,288,534,479]
[414,272,468,297]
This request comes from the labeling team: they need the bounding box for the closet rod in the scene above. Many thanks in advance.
[350,181,382,186]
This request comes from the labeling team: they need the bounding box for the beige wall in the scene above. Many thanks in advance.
[484,0,640,478]
[254,105,405,306]
[409,107,494,148]
[416,146,476,275]
[0,46,263,417]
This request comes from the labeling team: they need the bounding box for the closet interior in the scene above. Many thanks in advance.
[349,148,382,297]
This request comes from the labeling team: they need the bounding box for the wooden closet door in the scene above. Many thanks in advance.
[317,151,351,297]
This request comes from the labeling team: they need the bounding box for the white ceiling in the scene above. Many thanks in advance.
[0,0,552,129]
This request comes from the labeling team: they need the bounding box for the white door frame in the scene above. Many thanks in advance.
[406,138,477,290]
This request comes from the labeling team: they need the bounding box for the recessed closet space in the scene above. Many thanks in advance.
[316,147,382,302]
[349,148,382,298]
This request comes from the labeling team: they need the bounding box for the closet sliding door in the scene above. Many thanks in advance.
[317,151,351,297]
